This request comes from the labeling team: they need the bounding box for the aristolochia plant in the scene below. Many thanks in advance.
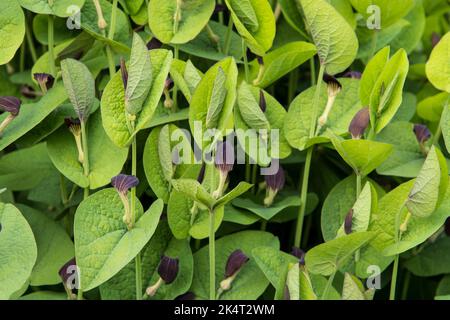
[0,0,449,303]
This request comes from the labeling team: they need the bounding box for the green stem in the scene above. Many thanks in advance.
[209,209,216,300]
[135,252,142,300]
[172,45,179,112]
[309,58,316,86]
[309,64,325,138]
[245,162,251,183]
[108,0,118,40]
[223,17,234,56]
[251,164,258,193]
[242,40,249,83]
[367,127,376,140]
[80,121,90,199]
[432,101,447,146]
[389,254,400,300]
[288,69,298,104]
[60,174,68,205]
[218,0,224,24]
[48,15,56,77]
[20,41,26,72]
[260,220,267,231]
[25,16,37,63]
[106,46,116,79]
[294,147,313,248]
[369,30,379,60]
[322,271,336,300]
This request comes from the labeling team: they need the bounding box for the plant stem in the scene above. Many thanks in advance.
[20,41,26,72]
[48,15,56,76]
[242,40,249,83]
[294,146,313,248]
[223,17,234,56]
[135,252,142,300]
[322,271,336,300]
[218,0,224,24]
[209,209,216,300]
[260,220,267,231]
[106,47,116,79]
[389,254,400,300]
[80,121,90,199]
[369,30,379,60]
[309,64,325,138]
[309,58,316,86]
[432,100,447,146]
[356,173,362,198]
[60,174,68,205]
[172,45,179,112]
[105,0,118,79]
[288,69,298,104]
[25,15,37,63]
[251,164,258,193]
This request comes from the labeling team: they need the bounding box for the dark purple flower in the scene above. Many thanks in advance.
[225,249,249,278]
[0,96,21,116]
[175,292,196,300]
[120,57,128,90]
[165,77,174,91]
[349,107,370,139]
[259,90,266,113]
[58,258,77,284]
[257,56,264,66]
[291,247,305,266]
[111,174,139,194]
[215,140,235,174]
[265,165,285,192]
[147,37,162,50]
[158,256,179,284]
[323,74,342,97]
[33,73,54,91]
[344,209,353,235]
[21,85,39,98]
[413,124,431,144]
[343,71,362,79]
[65,117,81,134]
[197,163,206,184]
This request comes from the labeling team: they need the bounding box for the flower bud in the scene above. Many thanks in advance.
[413,124,431,144]
[343,71,362,79]
[158,255,179,284]
[291,247,305,266]
[225,249,249,278]
[163,77,174,109]
[264,165,285,207]
[214,4,227,14]
[65,118,84,162]
[349,107,370,139]
[21,85,41,98]
[0,96,21,137]
[323,74,342,98]
[33,73,54,93]
[215,140,235,174]
[176,292,196,300]
[344,209,353,235]
[58,258,78,299]
[197,163,206,184]
[111,174,139,228]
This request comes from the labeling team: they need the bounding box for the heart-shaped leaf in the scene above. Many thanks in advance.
[0,0,25,65]
[426,31,450,92]
[18,0,85,18]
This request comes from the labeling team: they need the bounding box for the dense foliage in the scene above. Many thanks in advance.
[0,0,449,301]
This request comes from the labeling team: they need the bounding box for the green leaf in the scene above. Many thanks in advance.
[235,85,292,161]
[223,204,260,225]
[225,0,276,56]
[247,41,316,88]
[0,84,68,151]
[101,49,173,147]
[405,236,450,277]
[189,57,238,149]
[0,0,25,65]
[32,14,78,45]
[143,124,193,203]
[17,204,74,286]
[237,82,270,131]
[205,67,227,129]
[360,46,390,107]
[285,263,299,300]
[20,291,67,300]
[426,31,450,93]
[61,58,96,119]
[0,203,37,299]
[368,49,410,133]
[336,182,374,237]
[376,122,429,178]
[329,131,393,176]
[214,182,253,209]
[341,273,366,300]
[406,146,448,218]
[18,0,85,17]
[171,179,215,210]
[74,189,163,291]
[191,231,279,299]
[306,232,376,276]
[299,0,358,75]
[417,92,449,122]
[349,0,414,28]
[80,0,130,51]
[252,246,297,300]
[169,59,203,102]
[285,78,362,151]
[47,111,128,189]
[148,0,215,44]
[125,33,152,115]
